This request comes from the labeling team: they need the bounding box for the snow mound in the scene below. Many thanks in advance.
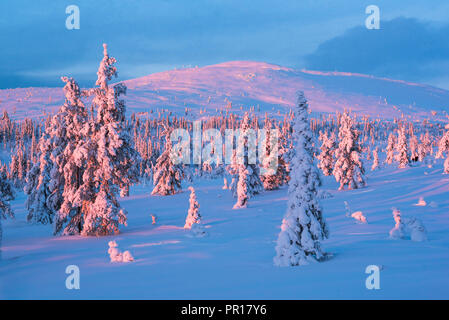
[108,240,135,263]
[317,189,333,199]
[351,211,367,224]
[389,209,427,242]
[186,223,207,238]
[344,201,366,223]
[413,197,427,206]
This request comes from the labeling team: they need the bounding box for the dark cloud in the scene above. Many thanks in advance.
[304,17,449,85]
[1,2,449,89]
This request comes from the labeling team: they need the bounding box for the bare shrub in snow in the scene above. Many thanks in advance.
[108,240,134,263]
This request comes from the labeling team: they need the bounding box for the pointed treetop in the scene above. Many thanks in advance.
[296,90,307,106]
[96,43,117,90]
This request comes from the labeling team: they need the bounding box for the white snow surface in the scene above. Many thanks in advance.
[1,161,449,299]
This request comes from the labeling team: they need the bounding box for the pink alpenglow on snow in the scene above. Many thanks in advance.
[274,92,329,267]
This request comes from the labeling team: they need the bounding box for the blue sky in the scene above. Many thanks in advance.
[0,0,448,89]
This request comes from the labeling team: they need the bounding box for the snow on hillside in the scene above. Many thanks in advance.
[1,61,449,121]
[1,161,449,299]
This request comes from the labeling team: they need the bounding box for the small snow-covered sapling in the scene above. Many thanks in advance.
[108,240,134,263]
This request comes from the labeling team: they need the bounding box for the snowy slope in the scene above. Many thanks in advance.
[1,160,449,299]
[1,61,449,121]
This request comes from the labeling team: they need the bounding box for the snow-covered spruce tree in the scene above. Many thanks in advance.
[385,132,396,165]
[333,111,366,190]
[151,124,184,196]
[0,167,14,221]
[55,45,138,236]
[52,77,90,235]
[232,112,263,208]
[317,130,336,176]
[418,131,432,163]
[184,186,202,228]
[274,122,291,187]
[25,77,84,225]
[260,119,289,190]
[226,149,239,197]
[56,121,97,235]
[233,164,249,209]
[409,134,419,162]
[237,113,263,193]
[0,168,14,203]
[395,126,409,169]
[9,144,27,188]
[24,134,54,224]
[371,147,379,171]
[274,92,329,266]
[436,128,449,174]
[0,168,14,259]
[81,44,139,236]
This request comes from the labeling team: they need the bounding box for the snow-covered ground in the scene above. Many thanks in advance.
[1,161,449,299]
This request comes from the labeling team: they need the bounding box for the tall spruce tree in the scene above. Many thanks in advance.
[395,125,409,169]
[333,111,366,190]
[151,124,184,196]
[436,127,449,174]
[317,130,336,176]
[274,92,329,266]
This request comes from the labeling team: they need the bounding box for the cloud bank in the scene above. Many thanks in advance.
[305,18,449,88]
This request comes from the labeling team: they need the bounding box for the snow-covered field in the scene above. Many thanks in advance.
[2,161,448,299]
